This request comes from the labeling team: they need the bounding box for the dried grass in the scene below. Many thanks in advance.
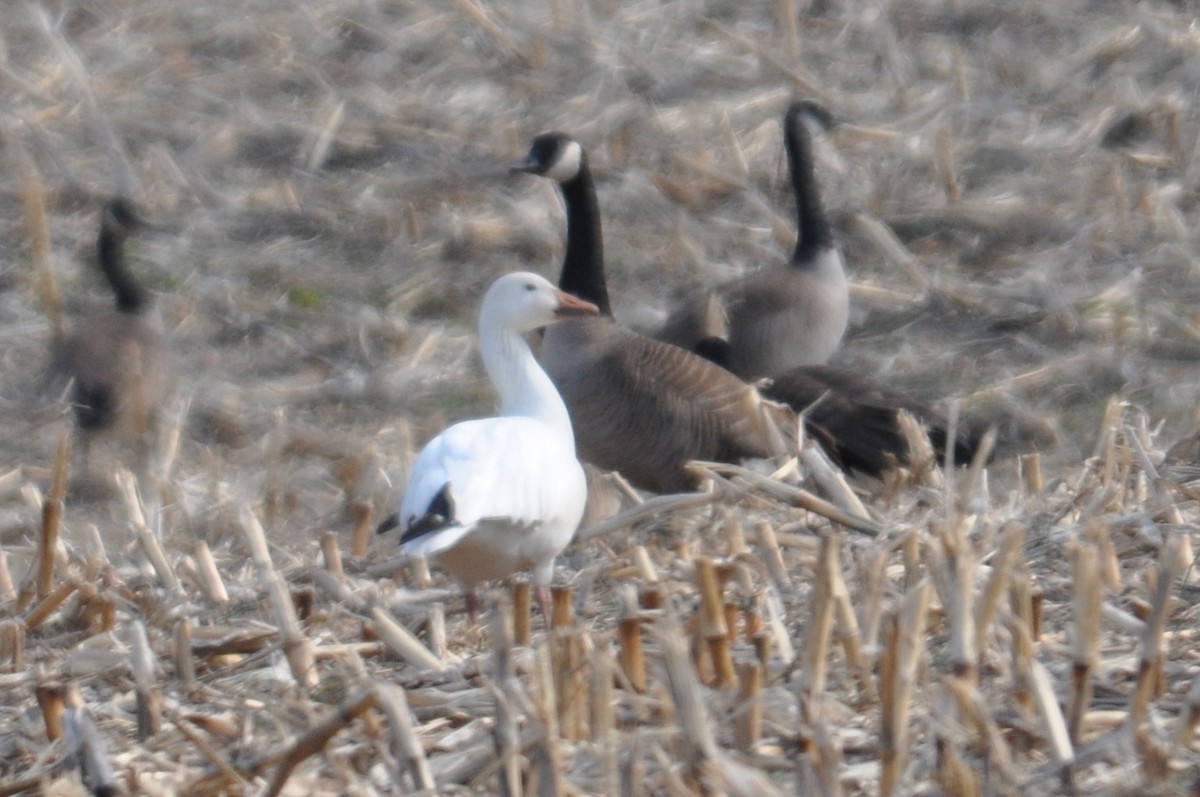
[2,0,1200,794]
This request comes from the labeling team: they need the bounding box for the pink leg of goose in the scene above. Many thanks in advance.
[536,585,554,629]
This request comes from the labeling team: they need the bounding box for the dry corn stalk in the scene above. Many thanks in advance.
[371,606,445,672]
[35,677,65,742]
[191,541,229,604]
[695,556,735,687]
[264,690,378,797]
[174,618,195,693]
[1131,534,1186,728]
[617,604,646,694]
[928,518,977,682]
[239,508,318,688]
[372,682,435,791]
[551,584,572,629]
[129,620,162,739]
[553,625,588,741]
[116,469,181,596]
[974,522,1025,665]
[880,579,932,796]
[491,597,523,797]
[24,579,77,633]
[513,581,532,645]
[64,697,118,796]
[19,151,61,339]
[1067,535,1101,745]
[735,661,763,752]
[799,533,838,701]
[320,531,343,577]
[37,430,71,600]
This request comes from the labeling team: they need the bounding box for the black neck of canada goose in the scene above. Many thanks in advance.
[98,198,148,315]
[513,133,612,317]
[785,101,834,266]
[557,157,613,317]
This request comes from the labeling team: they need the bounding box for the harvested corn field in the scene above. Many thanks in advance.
[1,0,1199,794]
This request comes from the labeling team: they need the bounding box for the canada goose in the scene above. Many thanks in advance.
[656,100,849,379]
[516,132,977,480]
[512,133,792,494]
[392,272,598,621]
[47,198,172,455]
[676,292,979,475]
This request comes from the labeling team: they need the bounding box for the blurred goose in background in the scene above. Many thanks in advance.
[517,131,979,480]
[390,272,597,621]
[47,198,173,460]
[656,100,849,379]
[512,133,792,494]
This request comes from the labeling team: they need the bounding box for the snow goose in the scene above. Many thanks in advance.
[47,198,173,455]
[394,271,598,621]
[656,100,849,379]
[512,133,792,494]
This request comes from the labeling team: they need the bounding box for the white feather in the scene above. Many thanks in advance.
[399,417,585,582]
[395,272,593,590]
[546,140,583,183]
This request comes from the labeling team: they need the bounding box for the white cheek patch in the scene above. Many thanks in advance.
[546,140,583,182]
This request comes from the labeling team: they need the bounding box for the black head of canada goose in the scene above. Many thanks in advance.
[48,198,173,443]
[656,100,849,380]
[512,133,792,493]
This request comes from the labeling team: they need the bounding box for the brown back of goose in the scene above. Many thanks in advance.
[542,316,792,493]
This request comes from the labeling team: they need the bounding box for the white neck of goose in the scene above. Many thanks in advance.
[478,309,576,443]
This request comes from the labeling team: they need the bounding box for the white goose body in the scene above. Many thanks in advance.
[396,272,597,615]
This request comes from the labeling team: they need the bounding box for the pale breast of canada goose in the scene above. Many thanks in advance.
[512,132,793,494]
[47,198,173,442]
[656,100,849,380]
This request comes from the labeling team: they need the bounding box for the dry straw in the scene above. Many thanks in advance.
[4,0,1200,793]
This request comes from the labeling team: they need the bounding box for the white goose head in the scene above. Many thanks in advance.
[478,272,597,431]
[480,271,597,334]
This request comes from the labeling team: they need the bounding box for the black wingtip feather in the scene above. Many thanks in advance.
[375,512,400,535]
[398,483,456,544]
[929,424,987,469]
[765,364,988,477]
[691,336,733,370]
